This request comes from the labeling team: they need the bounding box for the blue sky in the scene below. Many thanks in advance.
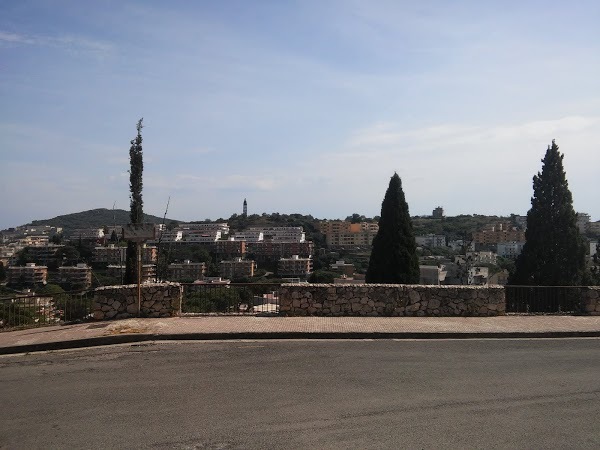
[1,0,599,228]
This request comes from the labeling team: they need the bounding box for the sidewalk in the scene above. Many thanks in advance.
[2,315,600,355]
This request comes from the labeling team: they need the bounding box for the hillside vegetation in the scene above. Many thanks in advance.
[28,208,179,231]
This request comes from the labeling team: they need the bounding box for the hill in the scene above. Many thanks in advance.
[28,208,180,230]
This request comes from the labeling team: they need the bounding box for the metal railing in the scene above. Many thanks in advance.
[505,285,585,314]
[0,290,94,332]
[182,283,281,314]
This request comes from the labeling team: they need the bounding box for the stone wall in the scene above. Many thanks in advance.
[582,287,600,315]
[279,284,505,317]
[93,283,183,320]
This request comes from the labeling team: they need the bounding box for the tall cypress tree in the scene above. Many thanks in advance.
[510,140,586,286]
[124,118,144,284]
[366,173,420,284]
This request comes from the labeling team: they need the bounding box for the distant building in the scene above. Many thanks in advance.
[251,227,305,243]
[468,266,489,286]
[330,260,356,277]
[588,221,600,234]
[497,241,526,259]
[576,213,591,234]
[277,255,312,278]
[168,260,206,282]
[58,263,92,289]
[415,234,446,248]
[472,223,525,245]
[246,241,314,262]
[68,228,105,241]
[219,258,255,280]
[419,265,447,285]
[107,264,156,283]
[7,263,48,286]
[432,207,445,219]
[319,221,378,248]
[214,239,246,258]
[232,230,263,242]
[590,241,598,258]
[94,245,156,265]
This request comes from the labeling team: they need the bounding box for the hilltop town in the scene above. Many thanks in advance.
[1,204,598,295]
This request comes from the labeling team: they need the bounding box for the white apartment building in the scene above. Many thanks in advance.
[251,227,305,243]
[497,241,526,259]
[182,230,222,243]
[232,230,264,242]
[178,223,230,234]
[415,234,447,248]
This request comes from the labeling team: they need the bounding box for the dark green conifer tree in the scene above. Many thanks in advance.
[366,173,420,284]
[509,140,586,286]
[124,118,144,284]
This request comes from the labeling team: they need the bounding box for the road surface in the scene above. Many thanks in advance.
[1,339,599,449]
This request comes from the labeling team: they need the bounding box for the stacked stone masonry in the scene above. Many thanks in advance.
[582,287,600,315]
[279,284,506,317]
[93,283,183,320]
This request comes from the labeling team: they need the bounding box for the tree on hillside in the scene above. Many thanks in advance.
[366,173,420,284]
[509,140,586,286]
[124,118,144,284]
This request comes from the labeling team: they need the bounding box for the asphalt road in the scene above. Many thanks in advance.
[1,339,599,449]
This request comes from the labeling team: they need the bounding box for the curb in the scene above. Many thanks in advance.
[2,330,600,355]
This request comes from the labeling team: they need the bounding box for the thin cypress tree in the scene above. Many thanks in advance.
[509,140,586,286]
[366,173,420,284]
[124,118,144,284]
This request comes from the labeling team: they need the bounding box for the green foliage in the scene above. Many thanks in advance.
[366,173,420,284]
[510,140,587,286]
[308,270,339,283]
[0,261,5,281]
[125,118,144,284]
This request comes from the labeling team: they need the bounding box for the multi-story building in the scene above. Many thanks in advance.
[587,221,600,235]
[18,244,64,266]
[7,263,48,286]
[232,230,264,242]
[472,223,525,245]
[149,230,182,244]
[277,255,312,278]
[250,227,305,243]
[246,241,314,262]
[168,260,206,282]
[93,245,157,265]
[219,258,255,279]
[18,235,50,247]
[576,213,591,234]
[497,241,526,259]
[179,223,230,234]
[107,264,156,283]
[58,263,92,289]
[415,234,447,248]
[432,207,445,219]
[181,230,221,243]
[68,228,105,240]
[214,240,246,258]
[455,251,497,266]
[319,221,379,248]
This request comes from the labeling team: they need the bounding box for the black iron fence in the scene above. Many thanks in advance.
[182,283,281,314]
[505,285,585,314]
[0,291,94,332]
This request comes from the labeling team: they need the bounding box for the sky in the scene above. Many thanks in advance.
[1,0,599,229]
